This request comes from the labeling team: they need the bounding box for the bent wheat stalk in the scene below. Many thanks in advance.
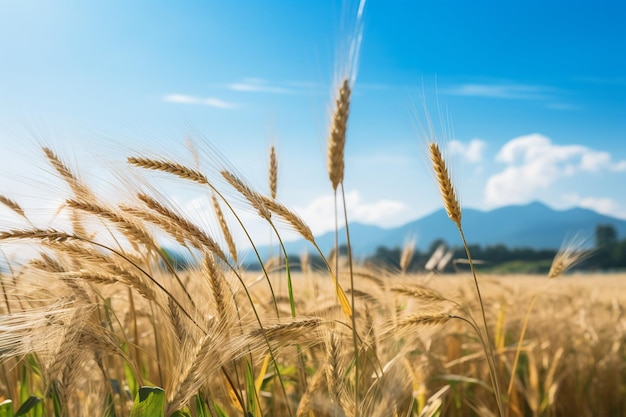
[429,142,504,417]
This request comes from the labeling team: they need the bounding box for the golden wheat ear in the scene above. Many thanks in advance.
[211,194,238,265]
[269,144,278,200]
[0,195,26,218]
[549,236,590,278]
[428,142,461,228]
[327,77,351,191]
[127,156,209,185]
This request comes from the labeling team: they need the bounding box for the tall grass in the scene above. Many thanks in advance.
[1,3,625,416]
[0,163,625,416]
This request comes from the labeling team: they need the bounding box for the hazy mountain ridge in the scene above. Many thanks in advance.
[250,201,626,261]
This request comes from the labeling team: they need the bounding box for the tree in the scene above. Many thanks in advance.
[595,224,617,248]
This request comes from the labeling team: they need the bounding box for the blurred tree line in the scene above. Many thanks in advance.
[584,224,626,270]
[273,224,626,274]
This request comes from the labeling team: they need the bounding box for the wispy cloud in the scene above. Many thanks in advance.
[226,78,294,94]
[563,193,626,219]
[297,190,409,235]
[224,78,331,95]
[163,94,237,109]
[448,138,486,163]
[484,134,626,206]
[443,83,553,100]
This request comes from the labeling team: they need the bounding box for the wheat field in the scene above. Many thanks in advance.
[1,4,625,415]
[0,137,624,417]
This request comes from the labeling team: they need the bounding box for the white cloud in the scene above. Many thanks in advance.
[611,160,626,172]
[443,83,551,100]
[227,78,293,94]
[163,94,237,109]
[448,139,486,163]
[563,193,626,219]
[173,191,409,249]
[296,191,409,236]
[485,134,626,206]
[580,151,611,172]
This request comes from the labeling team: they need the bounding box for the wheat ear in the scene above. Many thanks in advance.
[390,285,447,303]
[221,170,271,220]
[429,142,461,228]
[399,238,415,274]
[429,142,504,416]
[548,237,588,278]
[396,312,453,328]
[135,193,228,263]
[203,254,235,325]
[127,157,209,185]
[66,199,154,248]
[296,366,327,417]
[42,147,91,198]
[327,78,351,191]
[269,145,278,200]
[211,194,238,265]
[0,195,26,218]
[259,195,315,243]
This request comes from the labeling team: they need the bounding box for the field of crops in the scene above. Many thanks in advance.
[1,4,623,415]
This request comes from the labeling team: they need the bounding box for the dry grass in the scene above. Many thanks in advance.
[1,207,624,417]
[1,12,623,416]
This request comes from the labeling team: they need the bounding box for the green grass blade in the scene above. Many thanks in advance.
[284,254,296,317]
[129,386,165,417]
[14,396,42,417]
[194,396,209,417]
[124,359,139,400]
[212,402,228,417]
[50,382,62,417]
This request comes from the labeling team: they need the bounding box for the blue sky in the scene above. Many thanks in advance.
[1,1,625,245]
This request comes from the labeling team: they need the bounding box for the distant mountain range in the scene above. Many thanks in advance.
[248,201,626,261]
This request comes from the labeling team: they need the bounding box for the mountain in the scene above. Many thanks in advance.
[248,201,626,261]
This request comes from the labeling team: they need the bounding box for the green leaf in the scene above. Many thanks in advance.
[194,396,209,417]
[284,254,296,317]
[124,360,139,399]
[212,402,228,417]
[50,382,62,417]
[0,400,13,417]
[14,396,42,417]
[129,386,165,417]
